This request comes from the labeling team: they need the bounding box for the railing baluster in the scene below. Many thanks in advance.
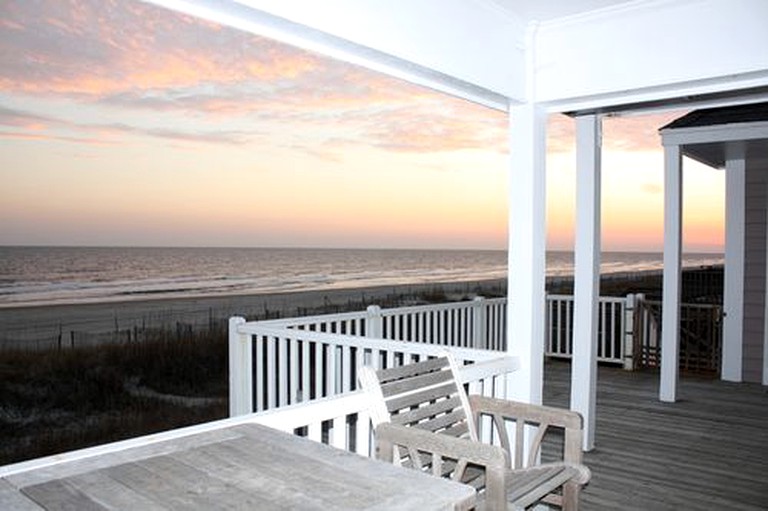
[278,336,288,406]
[301,339,310,402]
[357,408,371,456]
[255,336,265,411]
[386,348,395,369]
[342,345,352,392]
[314,341,323,399]
[307,421,322,442]
[267,336,276,410]
[330,415,345,449]
[290,338,299,404]
[327,343,337,396]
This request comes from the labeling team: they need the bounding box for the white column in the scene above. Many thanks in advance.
[660,145,682,402]
[571,114,601,450]
[723,142,746,382]
[506,102,547,405]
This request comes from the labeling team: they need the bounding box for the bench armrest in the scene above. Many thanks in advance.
[375,422,507,509]
[468,395,584,467]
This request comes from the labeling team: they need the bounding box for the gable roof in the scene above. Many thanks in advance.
[659,102,768,169]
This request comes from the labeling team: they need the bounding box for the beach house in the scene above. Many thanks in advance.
[1,1,767,509]
[659,103,768,395]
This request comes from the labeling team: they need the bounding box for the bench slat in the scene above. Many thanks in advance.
[377,357,448,383]
[380,368,453,397]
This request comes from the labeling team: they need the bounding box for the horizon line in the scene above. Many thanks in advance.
[0,243,725,255]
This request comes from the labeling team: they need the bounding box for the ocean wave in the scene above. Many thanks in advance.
[0,247,722,308]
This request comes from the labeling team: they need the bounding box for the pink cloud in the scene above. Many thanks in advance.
[0,105,256,146]
[1,0,510,156]
[0,130,114,145]
[602,111,686,152]
[0,0,324,97]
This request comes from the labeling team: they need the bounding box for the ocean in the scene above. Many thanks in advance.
[0,246,724,308]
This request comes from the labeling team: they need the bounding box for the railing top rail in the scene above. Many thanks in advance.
[238,323,513,363]
[643,299,721,310]
[256,309,368,327]
[547,294,628,304]
[377,300,477,317]
[251,390,370,430]
[249,294,635,331]
[254,296,507,328]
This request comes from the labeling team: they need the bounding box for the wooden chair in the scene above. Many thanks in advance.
[359,355,590,510]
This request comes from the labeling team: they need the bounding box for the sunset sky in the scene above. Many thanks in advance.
[0,0,725,253]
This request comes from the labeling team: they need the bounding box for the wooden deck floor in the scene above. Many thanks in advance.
[543,362,768,510]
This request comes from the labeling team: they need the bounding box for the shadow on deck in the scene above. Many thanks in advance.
[543,362,768,510]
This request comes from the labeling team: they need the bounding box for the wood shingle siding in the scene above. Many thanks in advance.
[742,162,767,382]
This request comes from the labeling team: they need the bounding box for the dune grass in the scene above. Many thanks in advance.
[0,326,228,466]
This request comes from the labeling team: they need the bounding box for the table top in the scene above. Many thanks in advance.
[1,423,476,510]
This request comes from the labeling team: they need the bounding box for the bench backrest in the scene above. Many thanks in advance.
[358,355,478,442]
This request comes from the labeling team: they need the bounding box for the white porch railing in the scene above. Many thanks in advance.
[251,294,640,366]
[223,293,647,460]
[256,297,507,349]
[546,294,640,369]
[229,318,519,416]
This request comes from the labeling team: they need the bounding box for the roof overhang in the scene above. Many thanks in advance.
[141,0,768,116]
[660,121,768,169]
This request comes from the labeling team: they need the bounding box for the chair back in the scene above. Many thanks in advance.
[358,354,478,441]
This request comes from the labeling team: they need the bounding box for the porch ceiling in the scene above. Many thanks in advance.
[486,0,637,23]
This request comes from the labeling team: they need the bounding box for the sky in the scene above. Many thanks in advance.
[0,0,725,252]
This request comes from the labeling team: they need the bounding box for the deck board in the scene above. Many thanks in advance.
[543,362,768,510]
[0,480,44,510]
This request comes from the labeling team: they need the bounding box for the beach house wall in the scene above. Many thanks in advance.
[141,0,768,450]
[660,104,768,389]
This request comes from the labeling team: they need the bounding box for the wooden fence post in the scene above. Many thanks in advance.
[366,305,383,339]
[229,316,252,417]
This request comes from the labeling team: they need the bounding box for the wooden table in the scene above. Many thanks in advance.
[1,423,476,510]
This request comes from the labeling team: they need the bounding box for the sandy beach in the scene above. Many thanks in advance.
[0,279,508,347]
[0,265,722,348]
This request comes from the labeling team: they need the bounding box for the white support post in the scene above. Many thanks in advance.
[723,142,746,382]
[660,145,682,402]
[506,102,547,405]
[366,305,383,339]
[228,316,252,417]
[571,114,601,451]
[472,296,487,349]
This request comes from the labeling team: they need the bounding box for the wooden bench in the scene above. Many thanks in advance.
[359,354,590,510]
